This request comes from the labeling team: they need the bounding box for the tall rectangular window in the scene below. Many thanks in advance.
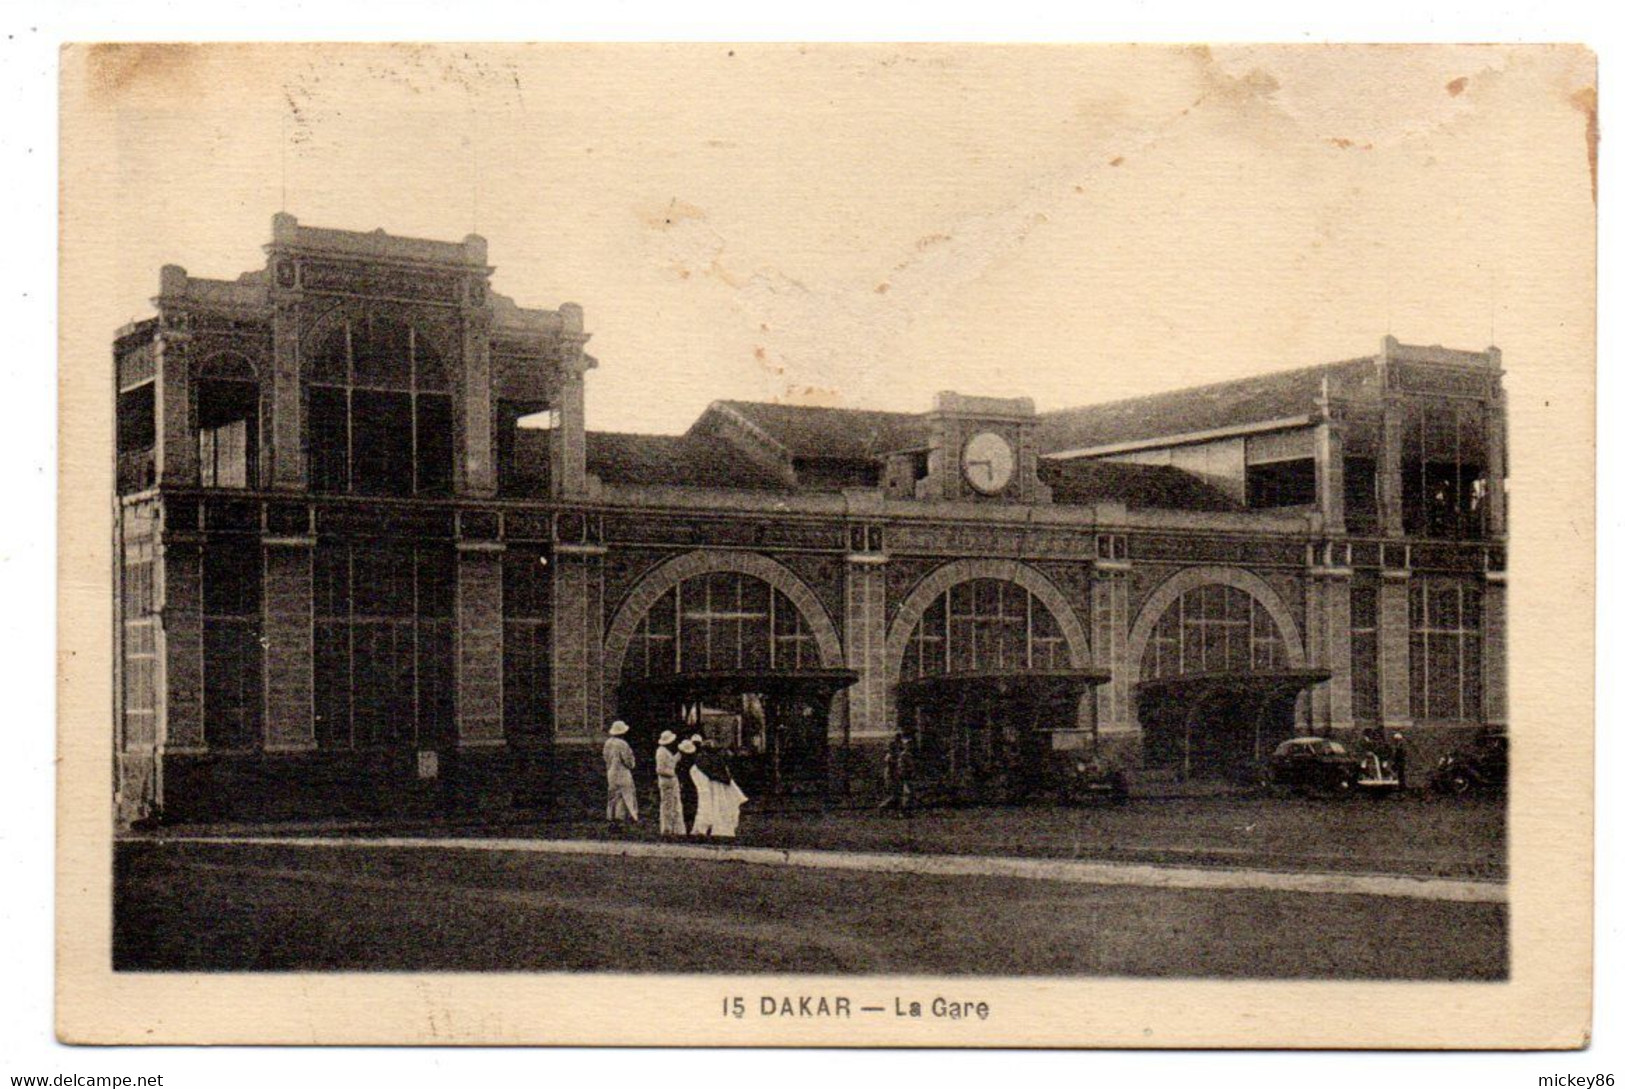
[351,390,415,496]
[197,378,259,488]
[308,315,455,497]
[1409,576,1483,722]
[202,539,263,751]
[308,386,350,494]
[1401,401,1489,539]
[121,549,158,747]
[117,382,157,493]
[1343,456,1379,535]
[312,541,456,749]
[503,547,553,741]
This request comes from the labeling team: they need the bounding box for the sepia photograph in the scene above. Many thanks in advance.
[54,39,1595,1048]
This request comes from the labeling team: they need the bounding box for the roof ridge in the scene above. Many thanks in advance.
[1041,357,1374,419]
[713,398,921,418]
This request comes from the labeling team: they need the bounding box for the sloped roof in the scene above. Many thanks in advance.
[1038,458,1243,512]
[586,431,792,491]
[700,401,930,461]
[1039,358,1377,454]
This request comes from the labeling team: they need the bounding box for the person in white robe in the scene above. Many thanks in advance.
[603,721,638,827]
[709,751,748,839]
[689,742,718,837]
[691,741,748,838]
[654,730,686,836]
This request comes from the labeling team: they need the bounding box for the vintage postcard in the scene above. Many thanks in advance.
[57,42,1595,1047]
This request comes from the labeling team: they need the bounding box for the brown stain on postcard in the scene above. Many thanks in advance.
[82,43,202,106]
[1570,86,1598,205]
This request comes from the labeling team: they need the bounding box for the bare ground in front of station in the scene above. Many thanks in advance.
[153,792,1508,880]
[114,839,1507,978]
[114,795,1507,977]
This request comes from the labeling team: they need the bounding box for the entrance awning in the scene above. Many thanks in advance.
[621,669,859,702]
[1134,669,1331,701]
[896,669,1113,709]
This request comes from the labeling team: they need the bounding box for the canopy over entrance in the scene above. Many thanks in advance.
[632,668,859,702]
[896,669,1113,708]
[895,669,1113,804]
[617,669,858,797]
[1135,669,1330,782]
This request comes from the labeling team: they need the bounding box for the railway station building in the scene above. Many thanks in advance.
[112,216,1509,823]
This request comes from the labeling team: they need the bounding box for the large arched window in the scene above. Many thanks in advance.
[618,570,834,785]
[1140,583,1288,680]
[622,571,819,679]
[900,578,1069,680]
[308,313,452,496]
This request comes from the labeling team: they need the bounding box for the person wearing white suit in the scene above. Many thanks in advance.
[603,721,638,827]
[654,730,686,836]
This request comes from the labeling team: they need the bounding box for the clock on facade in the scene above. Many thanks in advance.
[961,431,1015,495]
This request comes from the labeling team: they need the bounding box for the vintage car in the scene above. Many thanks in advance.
[1430,731,1509,796]
[1059,754,1129,806]
[1267,736,1400,796]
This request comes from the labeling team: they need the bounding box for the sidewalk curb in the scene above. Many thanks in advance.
[151,834,1508,904]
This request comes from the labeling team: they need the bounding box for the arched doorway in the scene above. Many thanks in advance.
[613,566,855,797]
[1131,579,1326,783]
[891,575,1108,803]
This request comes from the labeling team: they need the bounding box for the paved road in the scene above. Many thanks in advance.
[115,840,1507,978]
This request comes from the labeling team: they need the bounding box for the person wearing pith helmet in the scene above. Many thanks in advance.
[603,720,638,831]
[654,729,686,837]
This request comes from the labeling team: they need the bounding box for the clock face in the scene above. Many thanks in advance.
[962,431,1015,495]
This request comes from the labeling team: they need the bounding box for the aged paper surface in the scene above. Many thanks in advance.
[57,42,1594,1047]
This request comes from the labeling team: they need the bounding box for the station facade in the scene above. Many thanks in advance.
[113,217,1509,823]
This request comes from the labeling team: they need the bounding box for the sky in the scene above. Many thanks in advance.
[67,43,1594,435]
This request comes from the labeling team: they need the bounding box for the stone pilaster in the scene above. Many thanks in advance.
[1483,574,1508,727]
[1484,385,1508,539]
[262,538,316,751]
[1379,400,1406,537]
[456,544,505,746]
[1092,560,1133,738]
[552,368,588,497]
[1308,546,1354,734]
[551,305,592,498]
[550,543,606,740]
[1378,568,1413,729]
[159,541,205,752]
[459,302,497,498]
[843,553,890,741]
[154,293,197,486]
[1304,565,1325,729]
[269,298,305,489]
[1317,421,1346,535]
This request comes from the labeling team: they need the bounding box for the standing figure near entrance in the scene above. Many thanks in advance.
[705,743,748,838]
[677,736,699,832]
[655,730,686,836]
[689,739,718,836]
[603,721,638,829]
[882,731,915,815]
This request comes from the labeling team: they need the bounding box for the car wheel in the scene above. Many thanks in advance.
[1446,772,1474,796]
